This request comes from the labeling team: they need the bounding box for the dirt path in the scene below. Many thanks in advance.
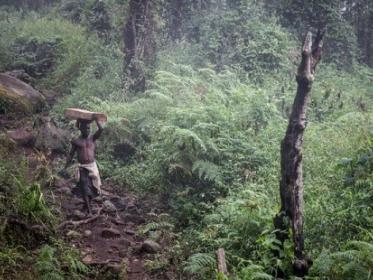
[52,178,158,279]
[2,113,174,280]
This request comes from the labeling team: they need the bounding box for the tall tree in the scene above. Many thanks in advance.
[122,0,157,93]
[274,30,325,277]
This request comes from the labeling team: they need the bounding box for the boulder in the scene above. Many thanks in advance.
[34,117,69,153]
[6,128,34,146]
[4,70,34,85]
[0,73,45,114]
[141,239,161,254]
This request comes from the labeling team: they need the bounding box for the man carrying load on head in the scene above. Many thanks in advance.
[64,116,103,215]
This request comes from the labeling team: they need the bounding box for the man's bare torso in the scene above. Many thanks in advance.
[72,136,96,164]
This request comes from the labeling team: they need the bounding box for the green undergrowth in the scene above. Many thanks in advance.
[0,146,89,279]
[1,2,372,278]
[0,10,105,92]
[65,56,372,278]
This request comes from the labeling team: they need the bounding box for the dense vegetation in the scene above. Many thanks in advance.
[0,0,372,279]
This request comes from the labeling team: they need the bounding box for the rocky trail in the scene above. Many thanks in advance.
[52,177,166,279]
[3,115,174,279]
[0,73,175,279]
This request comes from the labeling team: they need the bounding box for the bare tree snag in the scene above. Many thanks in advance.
[274,30,325,277]
[216,248,228,276]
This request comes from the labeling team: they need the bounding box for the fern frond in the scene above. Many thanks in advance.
[141,221,174,234]
[192,160,221,184]
[183,253,216,275]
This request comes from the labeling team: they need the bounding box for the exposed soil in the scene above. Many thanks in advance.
[1,113,175,279]
[52,178,165,279]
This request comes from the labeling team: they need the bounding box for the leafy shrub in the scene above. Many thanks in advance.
[0,11,103,91]
[311,241,373,279]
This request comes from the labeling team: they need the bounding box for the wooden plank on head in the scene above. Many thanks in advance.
[64,108,107,123]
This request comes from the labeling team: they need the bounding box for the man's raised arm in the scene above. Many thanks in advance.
[93,117,103,141]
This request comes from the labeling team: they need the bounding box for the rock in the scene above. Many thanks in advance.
[73,210,86,219]
[66,230,81,238]
[4,69,34,84]
[127,259,143,273]
[82,254,93,264]
[122,214,146,224]
[101,228,121,239]
[83,230,92,237]
[107,263,122,274]
[34,117,69,153]
[141,239,161,254]
[6,129,34,146]
[103,200,117,213]
[125,229,135,235]
[0,73,45,113]
[93,196,103,203]
[118,238,131,247]
[59,187,71,195]
[110,196,126,211]
[126,205,140,215]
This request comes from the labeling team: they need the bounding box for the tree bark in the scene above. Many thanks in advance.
[216,248,228,276]
[122,0,156,93]
[274,30,324,277]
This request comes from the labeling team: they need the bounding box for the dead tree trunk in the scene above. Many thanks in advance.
[216,248,228,276]
[274,30,324,277]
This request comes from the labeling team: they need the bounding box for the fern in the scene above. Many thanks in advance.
[311,241,373,279]
[183,252,216,275]
[192,160,222,185]
[141,221,174,234]
[36,245,64,280]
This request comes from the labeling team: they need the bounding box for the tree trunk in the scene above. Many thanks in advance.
[216,248,228,276]
[274,30,324,278]
[122,0,156,93]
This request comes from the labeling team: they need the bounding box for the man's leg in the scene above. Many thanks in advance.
[79,168,92,215]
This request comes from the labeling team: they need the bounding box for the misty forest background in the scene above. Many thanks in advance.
[0,0,372,279]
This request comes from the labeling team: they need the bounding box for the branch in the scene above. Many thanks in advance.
[57,207,103,230]
[311,29,326,72]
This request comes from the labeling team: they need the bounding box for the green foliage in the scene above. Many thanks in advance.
[266,0,359,68]
[36,243,89,280]
[0,10,103,91]
[36,245,64,280]
[1,1,372,279]
[186,1,296,82]
[311,241,373,279]
[183,252,216,277]
[0,247,27,276]
[17,182,52,222]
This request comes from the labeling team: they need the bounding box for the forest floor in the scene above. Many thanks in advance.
[1,113,174,280]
